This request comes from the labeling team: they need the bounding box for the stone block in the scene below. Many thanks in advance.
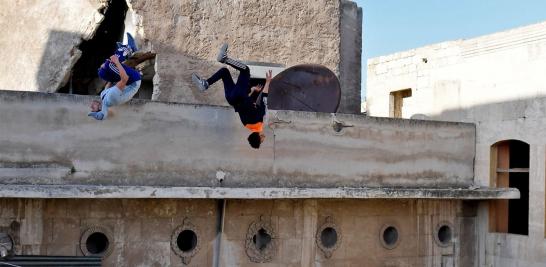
[272,200,296,217]
[223,215,255,241]
[140,218,173,242]
[176,200,217,217]
[124,241,170,267]
[44,199,68,218]
[278,238,302,264]
[277,216,300,239]
[46,244,77,256]
[51,217,80,245]
[227,200,274,216]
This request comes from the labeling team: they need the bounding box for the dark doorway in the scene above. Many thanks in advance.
[508,172,529,235]
[490,140,529,235]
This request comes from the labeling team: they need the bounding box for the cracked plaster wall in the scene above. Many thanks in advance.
[0,1,104,92]
[0,0,361,112]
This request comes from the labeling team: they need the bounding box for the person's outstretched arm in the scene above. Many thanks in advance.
[110,55,129,91]
[263,70,272,95]
[263,70,273,125]
[88,101,109,120]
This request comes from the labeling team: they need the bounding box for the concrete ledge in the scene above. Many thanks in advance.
[0,185,519,199]
[0,90,476,188]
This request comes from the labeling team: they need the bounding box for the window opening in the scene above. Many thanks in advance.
[490,140,529,235]
[389,89,412,118]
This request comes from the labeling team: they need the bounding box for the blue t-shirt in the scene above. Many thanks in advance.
[98,60,141,85]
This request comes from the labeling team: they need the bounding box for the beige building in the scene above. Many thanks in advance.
[0,0,361,114]
[367,21,546,266]
[1,1,540,267]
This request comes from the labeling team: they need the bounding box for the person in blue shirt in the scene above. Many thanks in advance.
[191,44,272,149]
[88,33,142,120]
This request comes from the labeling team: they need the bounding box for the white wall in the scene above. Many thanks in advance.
[366,21,546,266]
[367,21,546,121]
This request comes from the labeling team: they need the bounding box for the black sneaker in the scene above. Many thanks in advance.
[217,43,228,63]
[192,73,209,92]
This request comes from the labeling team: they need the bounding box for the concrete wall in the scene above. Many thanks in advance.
[338,0,363,114]
[366,21,546,266]
[0,198,475,266]
[0,1,103,92]
[0,91,475,188]
[462,98,546,267]
[367,21,546,120]
[0,0,361,110]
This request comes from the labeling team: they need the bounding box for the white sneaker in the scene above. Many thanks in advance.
[192,73,209,92]
[217,43,229,63]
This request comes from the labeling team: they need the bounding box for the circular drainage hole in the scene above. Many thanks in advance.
[382,226,399,248]
[320,227,338,248]
[333,122,344,133]
[437,225,452,245]
[177,230,197,252]
[86,232,109,255]
[252,228,272,251]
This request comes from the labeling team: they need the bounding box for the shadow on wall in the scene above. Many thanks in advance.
[35,27,227,104]
[430,96,546,124]
[36,0,157,99]
[57,0,128,96]
[36,1,128,95]
[36,30,82,93]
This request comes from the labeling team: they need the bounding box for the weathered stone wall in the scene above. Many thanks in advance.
[338,0,363,114]
[0,0,362,110]
[127,0,344,105]
[0,91,475,188]
[0,1,104,92]
[0,198,473,266]
[468,98,546,267]
[366,21,546,266]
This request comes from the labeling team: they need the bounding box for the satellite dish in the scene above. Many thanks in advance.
[268,64,341,113]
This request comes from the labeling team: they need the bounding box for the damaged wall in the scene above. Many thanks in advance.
[0,0,361,112]
[127,0,344,106]
[0,1,104,92]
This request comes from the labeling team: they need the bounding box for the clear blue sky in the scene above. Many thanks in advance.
[355,0,546,99]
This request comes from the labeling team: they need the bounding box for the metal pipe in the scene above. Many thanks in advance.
[212,199,226,267]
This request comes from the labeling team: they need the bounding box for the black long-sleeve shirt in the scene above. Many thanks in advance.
[234,92,268,126]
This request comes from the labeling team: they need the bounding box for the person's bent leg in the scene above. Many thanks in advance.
[233,68,251,98]
[206,67,241,105]
[216,44,249,72]
[206,67,235,88]
[119,80,141,104]
[114,44,133,62]
[224,57,249,72]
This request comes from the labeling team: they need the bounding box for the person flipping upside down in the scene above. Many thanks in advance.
[88,33,142,120]
[191,44,272,149]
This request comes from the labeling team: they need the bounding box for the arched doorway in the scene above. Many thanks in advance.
[489,140,529,235]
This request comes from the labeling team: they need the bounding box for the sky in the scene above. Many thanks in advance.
[355,0,546,99]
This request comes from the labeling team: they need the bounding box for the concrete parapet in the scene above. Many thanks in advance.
[0,91,475,188]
